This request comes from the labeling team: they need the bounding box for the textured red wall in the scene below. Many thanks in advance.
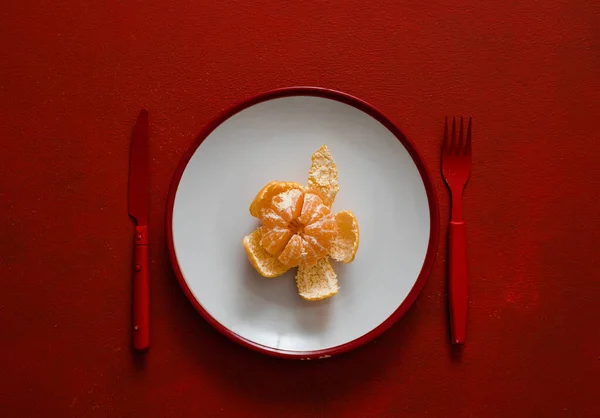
[1,1,599,416]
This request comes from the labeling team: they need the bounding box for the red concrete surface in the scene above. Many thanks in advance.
[1,1,599,416]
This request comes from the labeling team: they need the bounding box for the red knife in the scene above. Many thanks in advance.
[128,109,150,351]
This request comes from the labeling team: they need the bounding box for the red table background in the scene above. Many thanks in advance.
[1,1,599,416]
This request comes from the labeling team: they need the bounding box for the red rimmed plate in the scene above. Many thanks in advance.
[166,87,439,359]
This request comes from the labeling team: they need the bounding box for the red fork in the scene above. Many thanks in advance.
[441,117,472,344]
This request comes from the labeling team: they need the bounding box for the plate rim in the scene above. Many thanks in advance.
[166,86,440,359]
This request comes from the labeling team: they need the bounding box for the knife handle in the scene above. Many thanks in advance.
[449,221,468,344]
[133,225,149,351]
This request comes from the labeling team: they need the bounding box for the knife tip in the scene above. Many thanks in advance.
[137,109,149,123]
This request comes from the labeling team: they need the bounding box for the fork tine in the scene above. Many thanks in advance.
[450,117,456,154]
[458,117,464,155]
[443,117,449,154]
[466,117,472,155]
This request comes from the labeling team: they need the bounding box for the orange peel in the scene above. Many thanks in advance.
[307,145,339,208]
[296,258,339,301]
[329,210,360,263]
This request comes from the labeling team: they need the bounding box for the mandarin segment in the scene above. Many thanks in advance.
[249,181,304,218]
[242,229,289,278]
[270,188,304,223]
[307,145,339,208]
[260,226,294,256]
[297,193,329,225]
[302,235,329,266]
[278,233,303,267]
[260,208,288,228]
[303,213,338,244]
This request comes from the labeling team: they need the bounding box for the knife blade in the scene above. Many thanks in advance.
[128,109,150,351]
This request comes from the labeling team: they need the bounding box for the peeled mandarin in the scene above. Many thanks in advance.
[258,190,337,268]
[243,145,358,301]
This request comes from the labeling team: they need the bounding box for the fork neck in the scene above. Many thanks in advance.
[450,195,464,222]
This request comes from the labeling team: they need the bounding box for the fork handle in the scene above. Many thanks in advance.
[449,221,468,344]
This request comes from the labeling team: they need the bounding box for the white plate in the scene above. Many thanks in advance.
[166,88,439,359]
